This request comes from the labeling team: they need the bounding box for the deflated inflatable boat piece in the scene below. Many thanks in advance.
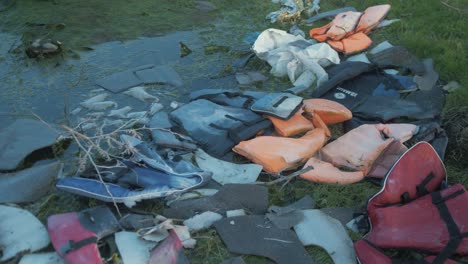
[294,209,356,264]
[195,149,262,185]
[215,215,314,264]
[0,205,50,261]
[148,230,190,264]
[19,252,65,264]
[0,161,61,203]
[47,206,120,264]
[0,119,60,170]
[115,231,157,264]
[163,184,268,219]
[56,160,210,208]
[233,128,328,173]
[149,112,197,150]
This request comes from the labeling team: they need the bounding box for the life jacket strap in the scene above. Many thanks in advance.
[60,236,98,255]
[431,189,467,264]
[417,173,435,196]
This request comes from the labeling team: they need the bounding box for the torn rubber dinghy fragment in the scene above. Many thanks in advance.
[56,158,211,208]
[148,229,190,264]
[96,64,183,93]
[0,161,61,203]
[294,209,356,264]
[0,205,50,261]
[215,215,314,264]
[163,184,269,219]
[19,252,65,264]
[115,231,157,264]
[149,111,198,150]
[266,195,315,229]
[194,149,262,185]
[0,119,60,170]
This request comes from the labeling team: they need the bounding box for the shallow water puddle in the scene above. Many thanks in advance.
[0,30,238,126]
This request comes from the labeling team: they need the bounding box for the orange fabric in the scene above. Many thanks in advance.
[300,157,365,184]
[326,11,362,40]
[320,124,394,174]
[303,99,352,125]
[232,128,328,173]
[356,4,391,34]
[320,124,417,174]
[265,109,315,137]
[328,32,372,55]
[327,39,344,53]
[309,23,332,42]
[309,4,391,54]
[308,112,331,138]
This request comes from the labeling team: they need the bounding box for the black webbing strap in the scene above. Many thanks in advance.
[417,173,435,196]
[431,189,468,264]
[61,236,98,255]
[272,95,288,108]
[401,192,411,204]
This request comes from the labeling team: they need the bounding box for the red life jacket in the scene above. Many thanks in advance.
[355,142,468,263]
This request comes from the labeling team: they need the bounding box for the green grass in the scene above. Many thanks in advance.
[1,0,467,263]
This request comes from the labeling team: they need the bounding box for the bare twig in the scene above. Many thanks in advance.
[257,166,314,189]
[69,130,122,217]
[441,0,468,13]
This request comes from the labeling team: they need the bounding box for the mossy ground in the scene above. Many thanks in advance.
[1,0,467,263]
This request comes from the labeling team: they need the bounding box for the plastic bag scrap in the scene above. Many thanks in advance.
[310,5,391,54]
[267,0,320,24]
[252,28,340,90]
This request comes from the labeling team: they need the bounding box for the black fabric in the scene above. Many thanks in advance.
[77,206,120,239]
[405,86,445,119]
[170,99,271,158]
[368,46,426,75]
[61,236,97,255]
[431,189,468,264]
[189,89,266,108]
[352,96,433,122]
[312,61,375,98]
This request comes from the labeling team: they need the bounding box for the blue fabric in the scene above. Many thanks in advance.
[372,83,399,97]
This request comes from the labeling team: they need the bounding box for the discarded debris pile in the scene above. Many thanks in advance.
[1,2,466,264]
